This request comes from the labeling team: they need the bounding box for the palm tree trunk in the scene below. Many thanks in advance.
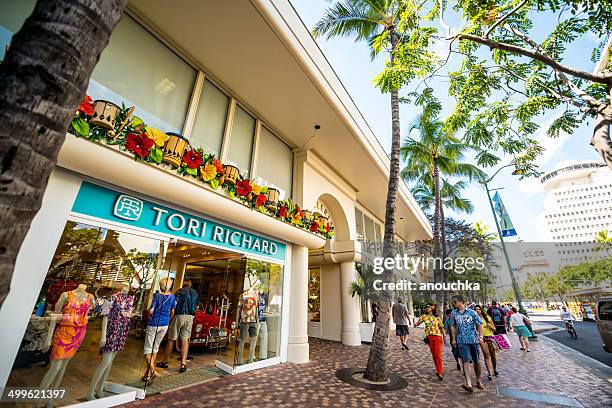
[439,191,448,310]
[432,161,443,305]
[364,25,401,383]
[0,0,128,307]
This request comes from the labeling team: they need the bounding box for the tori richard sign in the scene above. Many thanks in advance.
[71,181,286,261]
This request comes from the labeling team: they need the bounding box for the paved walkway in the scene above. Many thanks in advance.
[123,329,612,408]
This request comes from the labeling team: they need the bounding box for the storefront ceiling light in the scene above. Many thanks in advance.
[154,78,176,96]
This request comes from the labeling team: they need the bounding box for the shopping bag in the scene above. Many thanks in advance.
[493,334,511,350]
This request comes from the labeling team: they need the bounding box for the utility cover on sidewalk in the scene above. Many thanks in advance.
[497,387,583,407]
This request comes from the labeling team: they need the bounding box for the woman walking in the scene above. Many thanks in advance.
[509,307,532,352]
[416,303,445,380]
[142,277,175,382]
[475,305,499,379]
[444,308,461,370]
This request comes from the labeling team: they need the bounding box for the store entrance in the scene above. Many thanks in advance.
[7,219,285,406]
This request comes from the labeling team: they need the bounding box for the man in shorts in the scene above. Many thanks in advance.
[450,295,484,393]
[157,280,199,373]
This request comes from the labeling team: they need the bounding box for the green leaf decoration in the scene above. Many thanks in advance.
[72,118,89,137]
[150,148,163,164]
[210,178,219,190]
[185,167,198,176]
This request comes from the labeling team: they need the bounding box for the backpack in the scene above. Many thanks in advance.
[491,307,503,325]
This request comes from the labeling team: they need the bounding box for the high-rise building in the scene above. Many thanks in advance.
[538,160,612,242]
[537,160,612,269]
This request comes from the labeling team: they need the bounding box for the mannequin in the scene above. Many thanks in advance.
[87,286,134,400]
[37,284,94,408]
[255,292,268,360]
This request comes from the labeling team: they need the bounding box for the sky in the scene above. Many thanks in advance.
[290,0,604,241]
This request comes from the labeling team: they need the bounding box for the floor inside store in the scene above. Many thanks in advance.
[7,323,235,407]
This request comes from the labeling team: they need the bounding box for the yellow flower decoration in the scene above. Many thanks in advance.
[291,212,302,225]
[251,183,262,196]
[201,162,218,182]
[146,127,169,147]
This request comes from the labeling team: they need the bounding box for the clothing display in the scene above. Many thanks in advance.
[101,293,134,353]
[50,291,94,360]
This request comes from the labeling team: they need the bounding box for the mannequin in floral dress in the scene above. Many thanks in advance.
[87,286,134,400]
[38,284,94,408]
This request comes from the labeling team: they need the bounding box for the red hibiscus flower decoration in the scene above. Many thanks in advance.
[256,194,266,207]
[295,205,303,217]
[278,204,287,218]
[325,223,331,232]
[78,95,94,116]
[214,159,224,174]
[310,221,319,232]
[236,179,252,197]
[183,150,202,169]
[125,132,153,158]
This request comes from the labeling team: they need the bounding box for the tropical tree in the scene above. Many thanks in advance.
[522,272,551,306]
[0,0,128,307]
[545,274,571,304]
[401,91,484,307]
[314,0,437,382]
[440,0,612,172]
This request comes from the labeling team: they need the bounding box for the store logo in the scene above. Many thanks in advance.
[113,195,144,221]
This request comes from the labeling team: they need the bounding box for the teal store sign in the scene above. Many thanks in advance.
[72,182,286,261]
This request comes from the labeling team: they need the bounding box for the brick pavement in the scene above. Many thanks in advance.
[123,329,611,407]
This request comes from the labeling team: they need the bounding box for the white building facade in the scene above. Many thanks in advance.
[0,1,430,407]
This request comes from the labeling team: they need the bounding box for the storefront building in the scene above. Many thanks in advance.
[0,1,431,406]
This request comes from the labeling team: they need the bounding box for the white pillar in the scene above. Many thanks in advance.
[340,261,362,346]
[287,245,309,363]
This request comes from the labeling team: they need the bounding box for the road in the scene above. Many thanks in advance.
[537,318,612,367]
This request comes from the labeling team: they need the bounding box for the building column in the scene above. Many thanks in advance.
[287,245,309,363]
[340,261,362,346]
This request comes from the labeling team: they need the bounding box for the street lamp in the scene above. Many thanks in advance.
[479,163,527,315]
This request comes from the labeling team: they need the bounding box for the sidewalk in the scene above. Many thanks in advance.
[123,329,611,408]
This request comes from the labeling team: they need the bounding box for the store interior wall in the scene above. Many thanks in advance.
[0,170,82,388]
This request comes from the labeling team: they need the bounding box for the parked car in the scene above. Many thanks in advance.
[189,311,234,349]
[595,297,612,352]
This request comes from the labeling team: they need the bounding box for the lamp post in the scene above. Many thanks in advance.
[479,164,527,315]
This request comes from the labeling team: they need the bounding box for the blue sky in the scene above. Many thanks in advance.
[291,0,604,241]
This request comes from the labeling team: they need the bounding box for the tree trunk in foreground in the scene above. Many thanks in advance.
[364,26,401,382]
[591,88,612,169]
[0,0,127,308]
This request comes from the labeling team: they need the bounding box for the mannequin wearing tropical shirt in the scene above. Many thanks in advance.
[255,292,268,360]
[87,286,134,400]
[38,284,94,408]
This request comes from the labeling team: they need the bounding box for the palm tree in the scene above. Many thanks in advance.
[314,0,411,382]
[401,97,484,307]
[0,0,128,307]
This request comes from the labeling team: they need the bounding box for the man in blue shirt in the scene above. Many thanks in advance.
[450,295,483,393]
[157,280,198,373]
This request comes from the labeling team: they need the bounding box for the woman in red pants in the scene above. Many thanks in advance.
[415,303,445,380]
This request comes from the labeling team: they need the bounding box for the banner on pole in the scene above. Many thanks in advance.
[492,192,517,237]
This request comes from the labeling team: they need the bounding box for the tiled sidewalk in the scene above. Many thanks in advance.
[123,330,611,407]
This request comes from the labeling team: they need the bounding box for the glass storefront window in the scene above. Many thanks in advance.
[88,15,196,133]
[308,268,321,322]
[7,221,169,406]
[364,215,376,243]
[355,208,364,243]
[226,105,255,177]
[255,127,293,199]
[189,79,230,156]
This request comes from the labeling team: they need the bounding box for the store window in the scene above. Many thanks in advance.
[226,105,255,177]
[189,79,230,156]
[7,221,169,406]
[308,268,321,322]
[255,126,293,199]
[355,208,364,243]
[87,15,196,133]
[364,215,376,243]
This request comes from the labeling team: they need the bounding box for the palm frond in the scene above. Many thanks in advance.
[312,1,384,41]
